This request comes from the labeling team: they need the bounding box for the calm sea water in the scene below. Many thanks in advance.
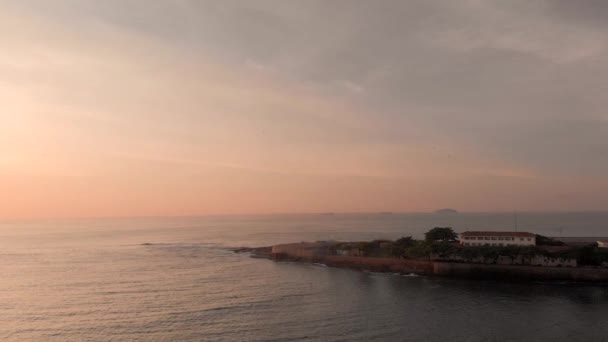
[1,213,607,341]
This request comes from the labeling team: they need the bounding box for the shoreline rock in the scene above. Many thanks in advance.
[236,242,608,284]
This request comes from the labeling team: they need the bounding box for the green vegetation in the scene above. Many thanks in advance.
[348,240,393,257]
[535,234,565,246]
[391,236,415,257]
[430,243,543,262]
[383,236,434,259]
[421,239,605,266]
[403,241,432,259]
[553,244,608,266]
[424,227,457,242]
[338,229,608,267]
[354,241,372,256]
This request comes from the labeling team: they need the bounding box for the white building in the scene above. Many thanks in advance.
[598,241,608,248]
[460,231,536,247]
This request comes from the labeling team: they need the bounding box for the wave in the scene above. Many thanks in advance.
[401,273,421,277]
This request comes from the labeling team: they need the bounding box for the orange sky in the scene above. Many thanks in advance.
[2,1,608,218]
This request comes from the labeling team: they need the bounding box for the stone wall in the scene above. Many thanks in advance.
[271,242,332,259]
[321,256,433,274]
[433,262,608,282]
[431,254,577,267]
[270,242,608,282]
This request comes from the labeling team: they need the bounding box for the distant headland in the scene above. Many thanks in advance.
[434,208,458,214]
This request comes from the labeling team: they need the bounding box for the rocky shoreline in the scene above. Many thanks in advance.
[232,246,273,259]
[234,243,608,283]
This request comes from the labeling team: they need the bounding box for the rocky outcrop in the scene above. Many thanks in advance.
[260,242,608,283]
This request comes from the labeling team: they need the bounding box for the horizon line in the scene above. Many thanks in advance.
[2,209,608,223]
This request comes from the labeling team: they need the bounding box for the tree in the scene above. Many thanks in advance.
[355,241,373,257]
[577,245,600,266]
[404,241,432,258]
[535,234,565,246]
[391,236,415,257]
[425,227,457,242]
[394,236,415,249]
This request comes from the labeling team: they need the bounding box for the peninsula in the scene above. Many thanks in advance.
[238,228,608,283]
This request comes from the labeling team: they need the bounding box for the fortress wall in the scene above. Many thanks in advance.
[271,243,608,282]
[271,243,322,259]
[433,262,608,282]
[321,256,433,274]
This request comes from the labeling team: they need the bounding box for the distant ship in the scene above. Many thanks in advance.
[434,208,458,214]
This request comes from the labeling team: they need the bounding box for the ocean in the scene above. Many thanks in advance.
[1,212,607,341]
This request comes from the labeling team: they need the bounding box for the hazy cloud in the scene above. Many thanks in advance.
[2,0,608,216]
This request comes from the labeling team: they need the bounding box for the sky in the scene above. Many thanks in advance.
[1,0,608,218]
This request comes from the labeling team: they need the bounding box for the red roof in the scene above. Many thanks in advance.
[460,231,536,238]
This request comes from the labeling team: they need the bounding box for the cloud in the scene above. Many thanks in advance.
[2,0,608,216]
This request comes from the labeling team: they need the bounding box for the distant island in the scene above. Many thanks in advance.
[434,208,458,214]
